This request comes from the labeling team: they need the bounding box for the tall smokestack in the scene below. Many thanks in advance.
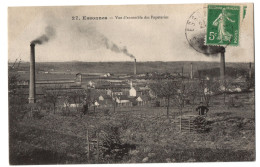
[220,49,225,81]
[249,62,252,79]
[182,66,184,78]
[190,63,193,79]
[134,58,137,75]
[29,43,36,103]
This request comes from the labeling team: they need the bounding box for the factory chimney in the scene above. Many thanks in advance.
[220,48,225,81]
[190,63,193,79]
[134,58,137,75]
[249,62,252,79]
[28,43,36,103]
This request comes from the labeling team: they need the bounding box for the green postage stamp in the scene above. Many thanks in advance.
[206,5,240,46]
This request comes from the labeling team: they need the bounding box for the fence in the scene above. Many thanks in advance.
[85,129,100,162]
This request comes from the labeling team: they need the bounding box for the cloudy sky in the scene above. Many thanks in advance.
[8,4,254,62]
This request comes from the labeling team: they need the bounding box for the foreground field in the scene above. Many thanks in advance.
[9,92,255,164]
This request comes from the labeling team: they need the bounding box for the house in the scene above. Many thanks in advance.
[129,87,136,97]
[106,89,112,96]
[63,97,83,109]
[98,94,113,102]
[115,95,131,103]
[17,80,29,86]
[136,86,150,96]
[113,90,124,96]
[89,100,100,107]
[114,95,133,106]
[99,95,105,101]
[94,101,100,107]
[88,81,95,87]
[75,73,82,85]
[103,73,111,77]
[98,98,114,107]
[129,81,136,97]
[133,95,152,105]
[135,96,143,102]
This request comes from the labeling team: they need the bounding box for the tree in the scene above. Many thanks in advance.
[63,97,71,114]
[8,72,28,122]
[246,71,255,90]
[43,85,63,114]
[8,72,20,96]
[175,81,190,115]
[85,88,99,113]
[219,79,232,105]
[185,81,200,110]
[150,80,177,118]
[110,92,117,113]
[197,79,220,107]
[69,89,86,112]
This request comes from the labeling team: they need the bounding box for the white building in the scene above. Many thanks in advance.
[129,81,136,97]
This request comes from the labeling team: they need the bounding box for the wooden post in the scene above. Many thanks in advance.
[86,129,90,160]
[189,116,191,133]
[30,106,33,119]
[97,132,99,162]
[179,117,182,132]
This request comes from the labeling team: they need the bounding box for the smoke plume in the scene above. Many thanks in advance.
[189,33,225,56]
[77,25,135,59]
[31,26,56,45]
[104,38,135,59]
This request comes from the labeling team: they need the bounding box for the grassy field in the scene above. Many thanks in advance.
[9,92,255,164]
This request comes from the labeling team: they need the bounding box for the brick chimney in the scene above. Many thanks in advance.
[28,43,36,103]
[220,48,225,81]
[134,59,137,75]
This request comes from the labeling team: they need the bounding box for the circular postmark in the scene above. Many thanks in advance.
[185,7,233,55]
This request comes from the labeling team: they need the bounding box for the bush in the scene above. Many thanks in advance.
[98,124,136,162]
[132,101,138,106]
[155,101,160,107]
[119,114,133,130]
[193,116,207,133]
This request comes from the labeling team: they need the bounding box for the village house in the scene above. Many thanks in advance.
[98,94,113,105]
[115,95,133,106]
[63,97,83,109]
[129,81,137,97]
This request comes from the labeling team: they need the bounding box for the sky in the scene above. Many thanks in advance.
[8,4,254,62]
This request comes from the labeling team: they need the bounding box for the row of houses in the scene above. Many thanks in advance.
[92,81,152,108]
[15,72,154,109]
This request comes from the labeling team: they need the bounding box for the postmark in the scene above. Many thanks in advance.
[206,5,240,46]
[185,7,226,55]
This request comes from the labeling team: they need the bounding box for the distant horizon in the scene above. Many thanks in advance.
[8,60,254,64]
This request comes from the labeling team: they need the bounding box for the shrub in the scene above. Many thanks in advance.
[193,116,207,133]
[98,124,136,162]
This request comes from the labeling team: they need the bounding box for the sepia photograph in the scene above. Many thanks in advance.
[8,3,255,165]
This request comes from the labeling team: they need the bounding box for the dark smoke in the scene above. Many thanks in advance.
[189,33,225,56]
[77,25,135,59]
[104,38,135,59]
[31,26,56,45]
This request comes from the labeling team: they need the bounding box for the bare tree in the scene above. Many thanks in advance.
[185,81,200,110]
[175,81,191,115]
[199,79,221,107]
[43,84,63,114]
[8,71,28,122]
[69,89,86,112]
[220,79,232,105]
[8,72,20,96]
[62,92,71,115]
[110,92,117,113]
[85,88,99,113]
[150,80,177,118]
